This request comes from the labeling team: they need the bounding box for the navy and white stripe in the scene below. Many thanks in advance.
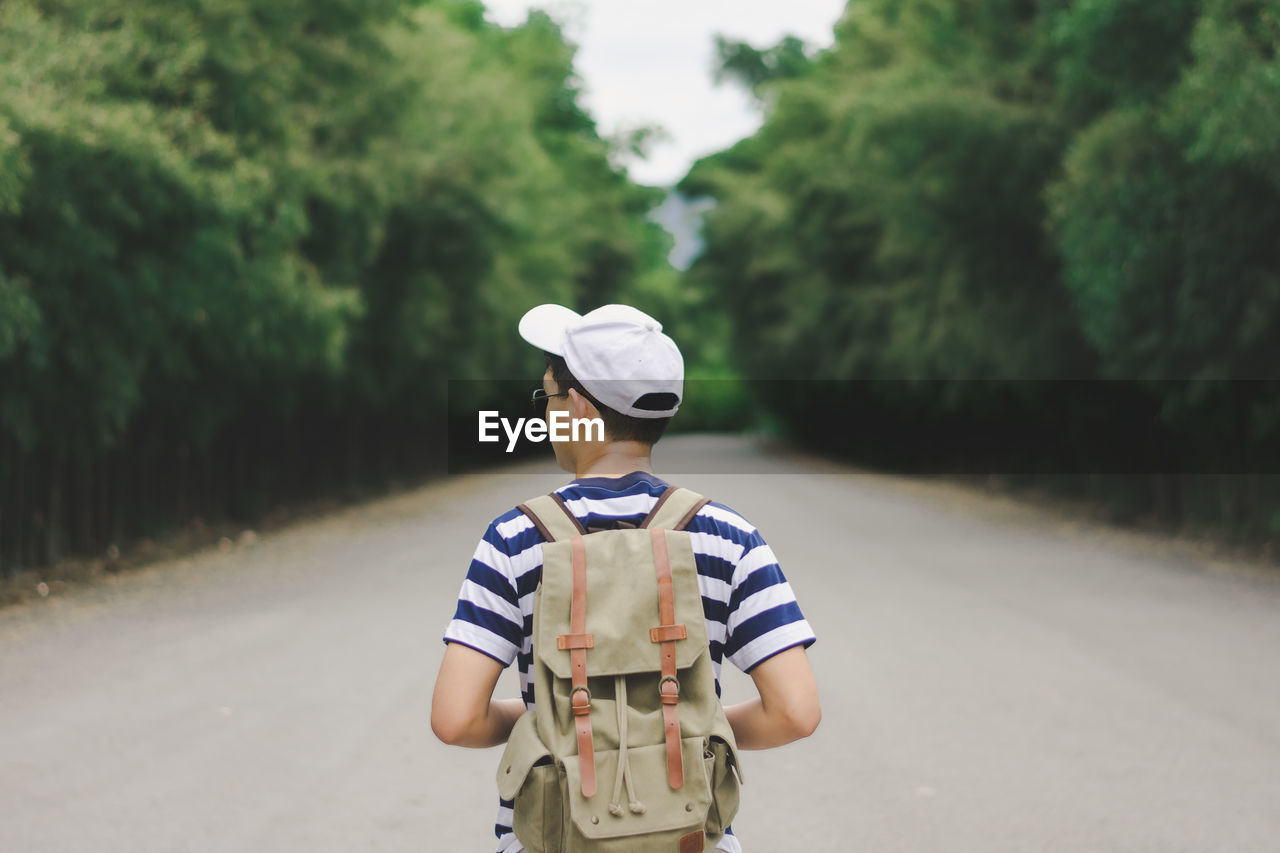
[442,470,817,853]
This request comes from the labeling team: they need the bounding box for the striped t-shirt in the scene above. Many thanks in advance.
[442,470,817,853]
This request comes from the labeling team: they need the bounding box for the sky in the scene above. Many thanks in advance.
[481,0,849,187]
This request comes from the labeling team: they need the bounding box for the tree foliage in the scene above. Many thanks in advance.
[0,0,678,570]
[682,0,1280,538]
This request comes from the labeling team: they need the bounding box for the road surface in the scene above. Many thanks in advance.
[1,435,1277,851]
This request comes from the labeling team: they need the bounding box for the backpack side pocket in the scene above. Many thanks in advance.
[498,712,565,853]
[514,758,564,853]
[703,735,742,839]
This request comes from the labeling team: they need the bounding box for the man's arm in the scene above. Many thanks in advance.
[431,642,526,748]
[723,645,821,749]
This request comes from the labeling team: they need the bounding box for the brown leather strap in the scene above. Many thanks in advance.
[567,535,596,797]
[648,624,688,643]
[549,493,588,535]
[649,527,684,790]
[516,503,556,542]
[673,496,711,532]
[638,485,678,529]
[556,632,594,650]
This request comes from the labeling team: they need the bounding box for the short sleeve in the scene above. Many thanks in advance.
[442,518,525,667]
[721,523,816,673]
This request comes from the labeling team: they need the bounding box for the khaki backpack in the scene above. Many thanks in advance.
[496,485,744,853]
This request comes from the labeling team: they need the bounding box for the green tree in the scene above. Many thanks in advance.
[0,0,683,571]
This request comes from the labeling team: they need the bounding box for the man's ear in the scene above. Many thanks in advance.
[567,388,599,422]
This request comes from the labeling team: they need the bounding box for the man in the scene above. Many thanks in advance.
[432,303,820,852]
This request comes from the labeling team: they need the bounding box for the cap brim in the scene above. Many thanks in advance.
[518,303,581,356]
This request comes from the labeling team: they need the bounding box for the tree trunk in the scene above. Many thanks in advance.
[46,448,64,565]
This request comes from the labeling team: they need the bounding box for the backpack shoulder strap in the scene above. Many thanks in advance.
[516,492,586,542]
[516,491,598,796]
[641,486,711,532]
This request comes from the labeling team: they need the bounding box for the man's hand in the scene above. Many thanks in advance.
[431,642,526,748]
[723,645,821,749]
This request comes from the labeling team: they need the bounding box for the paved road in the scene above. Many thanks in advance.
[2,435,1278,852]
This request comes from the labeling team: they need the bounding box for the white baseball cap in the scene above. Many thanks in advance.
[518,303,684,419]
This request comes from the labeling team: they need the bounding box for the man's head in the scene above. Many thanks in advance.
[520,303,683,472]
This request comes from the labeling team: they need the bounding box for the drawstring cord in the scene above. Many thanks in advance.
[608,676,646,817]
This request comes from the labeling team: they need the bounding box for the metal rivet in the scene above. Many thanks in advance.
[685,803,694,812]
[505,767,511,774]
[591,816,599,825]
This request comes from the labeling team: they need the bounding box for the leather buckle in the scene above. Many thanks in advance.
[659,674,679,705]
[571,685,592,715]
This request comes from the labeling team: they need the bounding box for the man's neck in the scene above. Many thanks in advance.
[574,443,655,480]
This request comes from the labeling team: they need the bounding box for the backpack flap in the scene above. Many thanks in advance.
[535,529,709,679]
